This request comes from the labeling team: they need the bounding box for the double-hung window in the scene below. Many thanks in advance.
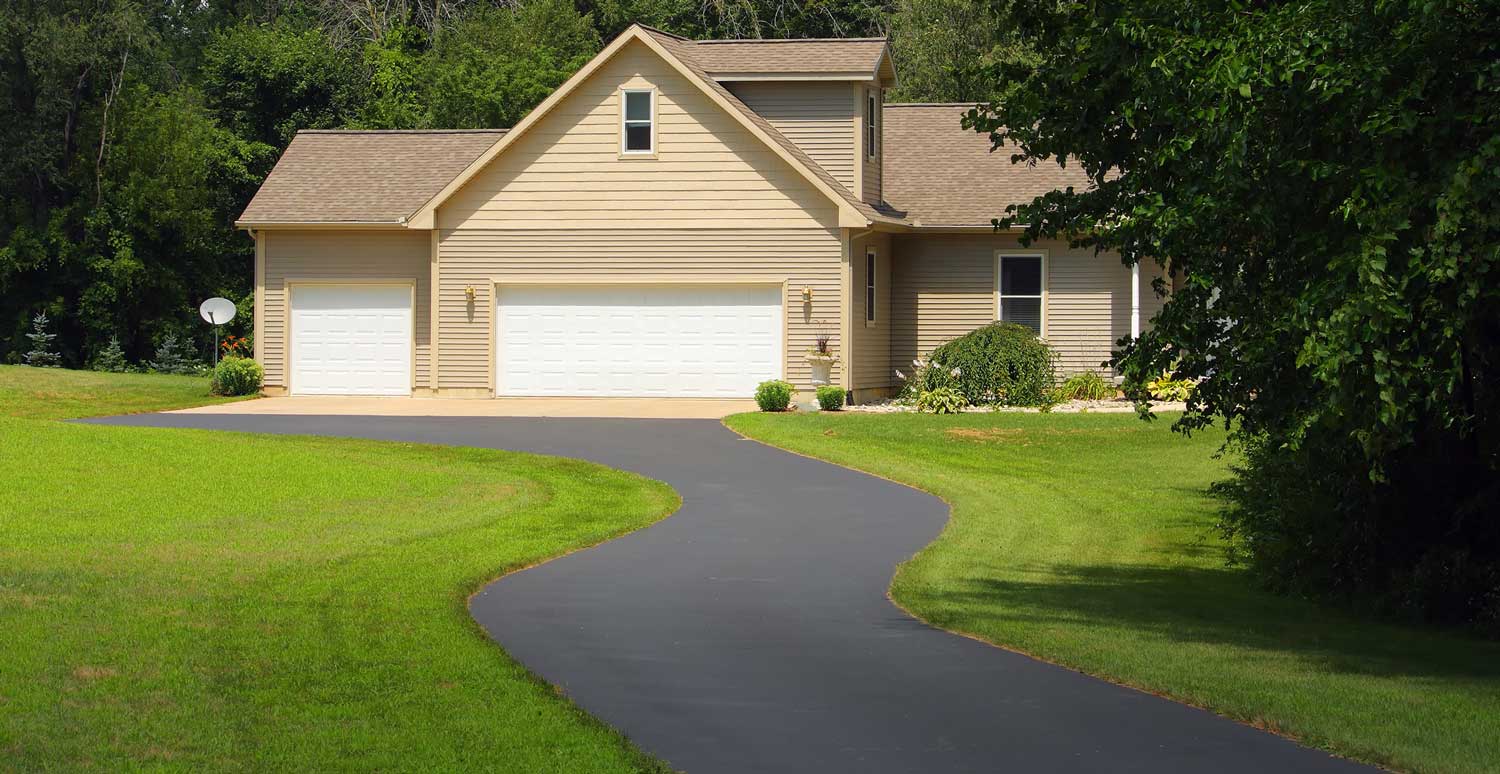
[997,253,1045,334]
[621,89,654,154]
[864,251,878,324]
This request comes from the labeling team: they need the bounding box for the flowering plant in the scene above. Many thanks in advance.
[220,333,251,358]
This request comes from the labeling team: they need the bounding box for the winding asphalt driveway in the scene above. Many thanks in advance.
[89,413,1372,774]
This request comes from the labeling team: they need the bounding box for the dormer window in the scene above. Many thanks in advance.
[621,89,655,155]
[865,90,878,158]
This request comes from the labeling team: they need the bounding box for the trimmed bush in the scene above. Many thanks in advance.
[754,379,793,412]
[815,385,845,411]
[1054,370,1115,401]
[916,386,967,414]
[211,356,264,396]
[909,322,1056,407]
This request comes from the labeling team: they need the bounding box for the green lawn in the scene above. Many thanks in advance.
[0,364,254,420]
[0,367,676,771]
[726,411,1500,774]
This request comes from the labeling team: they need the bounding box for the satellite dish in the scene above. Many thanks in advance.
[199,297,237,325]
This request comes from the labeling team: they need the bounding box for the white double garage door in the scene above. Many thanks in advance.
[290,284,782,398]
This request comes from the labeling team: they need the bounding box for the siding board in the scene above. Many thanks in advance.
[850,230,893,390]
[727,82,857,194]
[438,41,840,233]
[259,230,432,389]
[891,234,1167,378]
[436,228,843,391]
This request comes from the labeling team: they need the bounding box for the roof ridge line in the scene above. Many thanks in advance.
[694,36,887,44]
[633,23,691,41]
[297,128,510,135]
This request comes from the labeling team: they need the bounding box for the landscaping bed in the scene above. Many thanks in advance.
[844,397,1187,414]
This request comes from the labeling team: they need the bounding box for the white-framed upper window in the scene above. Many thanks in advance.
[865,90,878,158]
[864,250,878,324]
[996,252,1045,335]
[621,88,654,154]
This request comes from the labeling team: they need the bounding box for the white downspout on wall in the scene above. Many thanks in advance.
[1130,262,1141,339]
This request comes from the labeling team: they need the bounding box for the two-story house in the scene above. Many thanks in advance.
[238,24,1163,401]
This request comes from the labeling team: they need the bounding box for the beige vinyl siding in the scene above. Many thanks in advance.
[891,233,1166,377]
[258,229,431,389]
[850,230,893,390]
[439,40,841,232]
[861,87,882,204]
[435,228,843,391]
[726,82,857,194]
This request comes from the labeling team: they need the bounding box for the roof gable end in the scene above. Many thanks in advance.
[407,25,876,229]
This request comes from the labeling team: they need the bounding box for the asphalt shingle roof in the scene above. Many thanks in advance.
[237,130,505,225]
[683,38,889,75]
[882,103,1094,226]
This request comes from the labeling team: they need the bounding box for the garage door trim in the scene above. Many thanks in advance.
[491,278,787,397]
[285,278,417,396]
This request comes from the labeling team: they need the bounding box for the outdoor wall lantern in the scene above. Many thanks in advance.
[802,286,813,301]
[465,286,476,301]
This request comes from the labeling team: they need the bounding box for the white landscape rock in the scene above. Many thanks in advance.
[845,398,1187,414]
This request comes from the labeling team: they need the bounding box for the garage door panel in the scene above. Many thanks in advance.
[497,285,781,398]
[291,285,412,396]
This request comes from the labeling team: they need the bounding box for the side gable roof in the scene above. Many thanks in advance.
[883,104,1093,227]
[237,130,504,226]
[407,25,896,229]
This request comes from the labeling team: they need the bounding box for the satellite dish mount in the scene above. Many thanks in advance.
[199,297,238,366]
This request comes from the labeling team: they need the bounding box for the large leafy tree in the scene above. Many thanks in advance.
[972,0,1500,628]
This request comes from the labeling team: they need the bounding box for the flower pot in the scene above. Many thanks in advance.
[805,353,837,386]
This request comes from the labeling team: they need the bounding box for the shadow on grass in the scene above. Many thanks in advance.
[929,562,1500,682]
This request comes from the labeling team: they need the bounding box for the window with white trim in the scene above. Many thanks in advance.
[997,254,1044,334]
[621,89,654,154]
[865,91,878,158]
[864,251,877,323]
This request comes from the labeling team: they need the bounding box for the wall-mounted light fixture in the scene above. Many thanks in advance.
[465,286,476,301]
[802,286,813,302]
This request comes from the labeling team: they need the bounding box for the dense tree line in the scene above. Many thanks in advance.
[0,0,1011,366]
[976,0,1498,631]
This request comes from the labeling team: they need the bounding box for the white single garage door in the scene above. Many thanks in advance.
[496,285,782,397]
[290,284,413,396]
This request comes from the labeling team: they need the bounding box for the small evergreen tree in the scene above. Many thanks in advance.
[23,313,62,367]
[91,335,128,372]
[149,333,200,375]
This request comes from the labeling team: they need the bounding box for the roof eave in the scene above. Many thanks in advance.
[235,220,409,231]
[709,71,879,82]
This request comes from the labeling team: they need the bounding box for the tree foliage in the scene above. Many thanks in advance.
[972,0,1500,629]
[7,0,990,367]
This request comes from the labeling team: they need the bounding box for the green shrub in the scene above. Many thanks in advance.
[905,322,1056,407]
[211,356,263,396]
[814,385,845,411]
[754,379,794,412]
[1054,370,1116,401]
[916,386,967,414]
[1217,430,1500,635]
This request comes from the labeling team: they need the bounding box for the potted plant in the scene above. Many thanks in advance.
[805,327,838,386]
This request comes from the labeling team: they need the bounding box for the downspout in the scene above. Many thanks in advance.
[1130,262,1141,339]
